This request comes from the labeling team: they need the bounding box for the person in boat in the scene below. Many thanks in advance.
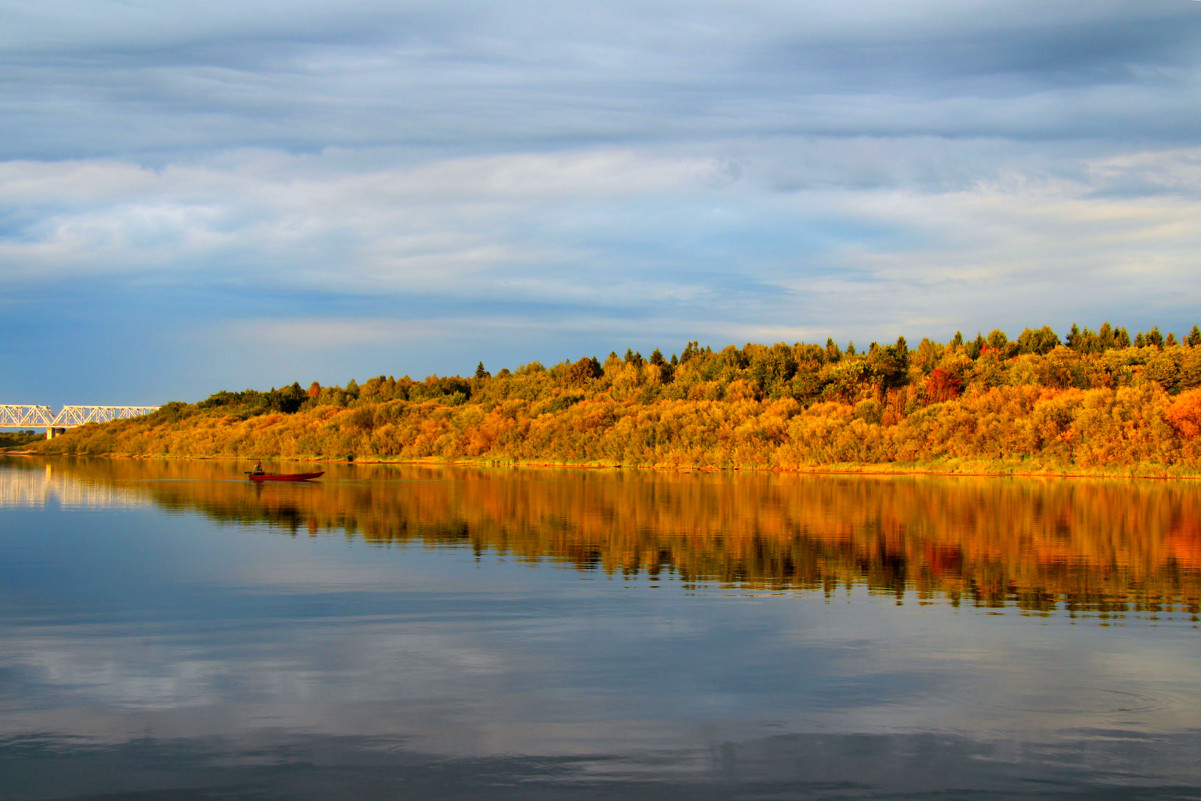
[252,460,265,475]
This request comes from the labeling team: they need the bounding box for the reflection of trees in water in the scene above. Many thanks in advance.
[8,457,1200,619]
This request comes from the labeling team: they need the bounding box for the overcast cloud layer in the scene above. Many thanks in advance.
[1,0,1198,403]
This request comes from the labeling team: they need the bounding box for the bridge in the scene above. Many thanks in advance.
[0,405,161,439]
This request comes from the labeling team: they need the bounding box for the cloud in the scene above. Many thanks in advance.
[2,1,1196,160]
[0,2,1197,398]
[0,148,728,289]
[2,143,1197,343]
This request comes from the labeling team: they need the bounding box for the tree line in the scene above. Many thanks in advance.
[32,323,1201,475]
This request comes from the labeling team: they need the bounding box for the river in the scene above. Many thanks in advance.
[1,457,1198,799]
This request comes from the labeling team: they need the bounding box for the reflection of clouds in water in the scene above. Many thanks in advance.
[220,554,418,593]
[3,590,1198,762]
[0,622,512,737]
[4,726,1199,800]
[738,597,1201,742]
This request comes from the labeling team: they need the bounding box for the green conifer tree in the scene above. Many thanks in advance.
[967,333,986,359]
[825,337,842,362]
[1066,323,1082,350]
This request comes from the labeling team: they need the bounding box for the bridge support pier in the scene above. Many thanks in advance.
[46,428,66,440]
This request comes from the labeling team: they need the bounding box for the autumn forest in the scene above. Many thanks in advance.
[29,323,1201,475]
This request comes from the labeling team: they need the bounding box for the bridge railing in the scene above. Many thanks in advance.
[0,405,56,428]
[1,404,161,437]
[52,406,162,426]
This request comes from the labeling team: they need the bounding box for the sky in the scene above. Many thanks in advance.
[1,0,1198,405]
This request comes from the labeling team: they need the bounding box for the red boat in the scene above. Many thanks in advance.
[248,471,324,482]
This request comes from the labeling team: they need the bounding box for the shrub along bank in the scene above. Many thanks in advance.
[33,324,1201,475]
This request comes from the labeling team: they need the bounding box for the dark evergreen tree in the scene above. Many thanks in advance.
[1066,323,1083,351]
[966,333,986,359]
[1017,326,1059,355]
[825,337,842,362]
[268,382,307,414]
[867,344,907,389]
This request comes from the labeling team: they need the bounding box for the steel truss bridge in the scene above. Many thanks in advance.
[0,405,160,438]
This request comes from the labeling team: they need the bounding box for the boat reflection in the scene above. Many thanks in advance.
[3,456,1199,621]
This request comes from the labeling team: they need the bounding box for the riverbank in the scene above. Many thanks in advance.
[10,449,1200,481]
[22,337,1201,477]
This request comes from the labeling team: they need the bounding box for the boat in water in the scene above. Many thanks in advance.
[248,471,324,482]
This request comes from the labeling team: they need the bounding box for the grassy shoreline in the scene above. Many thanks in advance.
[9,448,1199,481]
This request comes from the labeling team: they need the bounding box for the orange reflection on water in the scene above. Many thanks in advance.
[4,457,1199,621]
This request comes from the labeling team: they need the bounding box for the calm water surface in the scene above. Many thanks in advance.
[1,457,1198,800]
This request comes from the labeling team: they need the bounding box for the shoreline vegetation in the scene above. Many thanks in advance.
[21,323,1201,478]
